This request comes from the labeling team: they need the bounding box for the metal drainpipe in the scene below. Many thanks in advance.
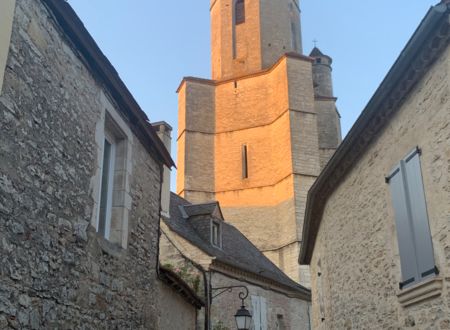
[156,163,164,279]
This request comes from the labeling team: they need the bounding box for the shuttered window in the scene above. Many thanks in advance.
[251,296,267,330]
[387,147,437,289]
[235,0,245,25]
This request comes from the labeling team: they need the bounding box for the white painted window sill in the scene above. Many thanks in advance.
[397,277,443,307]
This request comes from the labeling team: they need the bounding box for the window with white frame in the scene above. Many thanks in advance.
[386,147,437,289]
[94,100,133,249]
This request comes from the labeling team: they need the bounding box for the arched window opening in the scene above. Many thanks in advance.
[235,0,245,25]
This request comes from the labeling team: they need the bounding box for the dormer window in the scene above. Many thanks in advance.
[212,221,222,248]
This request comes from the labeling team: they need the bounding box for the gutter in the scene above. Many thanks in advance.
[300,2,450,265]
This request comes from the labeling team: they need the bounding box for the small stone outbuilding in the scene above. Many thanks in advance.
[300,2,450,329]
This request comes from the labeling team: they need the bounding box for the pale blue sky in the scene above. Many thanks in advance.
[68,0,437,182]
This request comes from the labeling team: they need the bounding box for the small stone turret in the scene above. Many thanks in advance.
[309,47,342,170]
[310,47,333,97]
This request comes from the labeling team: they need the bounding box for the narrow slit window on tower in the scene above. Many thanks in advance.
[235,0,245,25]
[291,22,298,51]
[242,144,248,179]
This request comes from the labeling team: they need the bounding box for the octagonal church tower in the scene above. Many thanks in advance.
[177,0,341,285]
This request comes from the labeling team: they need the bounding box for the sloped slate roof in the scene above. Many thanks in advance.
[309,47,324,57]
[166,193,311,299]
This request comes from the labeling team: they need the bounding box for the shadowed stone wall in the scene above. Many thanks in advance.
[0,0,163,328]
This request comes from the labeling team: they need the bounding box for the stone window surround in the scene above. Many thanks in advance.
[0,0,16,95]
[91,92,133,249]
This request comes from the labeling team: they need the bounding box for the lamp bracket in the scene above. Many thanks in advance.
[211,285,249,305]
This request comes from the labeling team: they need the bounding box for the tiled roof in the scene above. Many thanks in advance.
[165,193,311,299]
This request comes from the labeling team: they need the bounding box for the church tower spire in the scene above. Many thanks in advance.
[177,0,341,285]
[211,0,303,80]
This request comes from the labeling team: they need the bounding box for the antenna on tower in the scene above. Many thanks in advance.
[313,39,318,47]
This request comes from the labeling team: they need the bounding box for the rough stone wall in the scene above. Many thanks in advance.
[210,271,310,330]
[310,45,450,329]
[0,0,163,328]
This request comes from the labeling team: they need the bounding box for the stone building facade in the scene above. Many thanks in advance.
[160,192,311,329]
[177,0,341,284]
[300,2,450,329]
[0,0,175,328]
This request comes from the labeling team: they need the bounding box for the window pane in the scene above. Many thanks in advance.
[99,140,112,237]
[212,223,219,246]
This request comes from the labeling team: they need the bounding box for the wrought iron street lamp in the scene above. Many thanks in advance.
[211,285,252,330]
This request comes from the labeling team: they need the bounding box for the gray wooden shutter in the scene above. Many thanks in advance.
[251,295,261,330]
[403,149,435,279]
[388,165,419,287]
[260,297,267,330]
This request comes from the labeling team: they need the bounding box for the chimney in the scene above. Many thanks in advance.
[152,121,173,219]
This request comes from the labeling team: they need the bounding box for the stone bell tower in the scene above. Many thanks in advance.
[211,0,303,80]
[177,0,341,285]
